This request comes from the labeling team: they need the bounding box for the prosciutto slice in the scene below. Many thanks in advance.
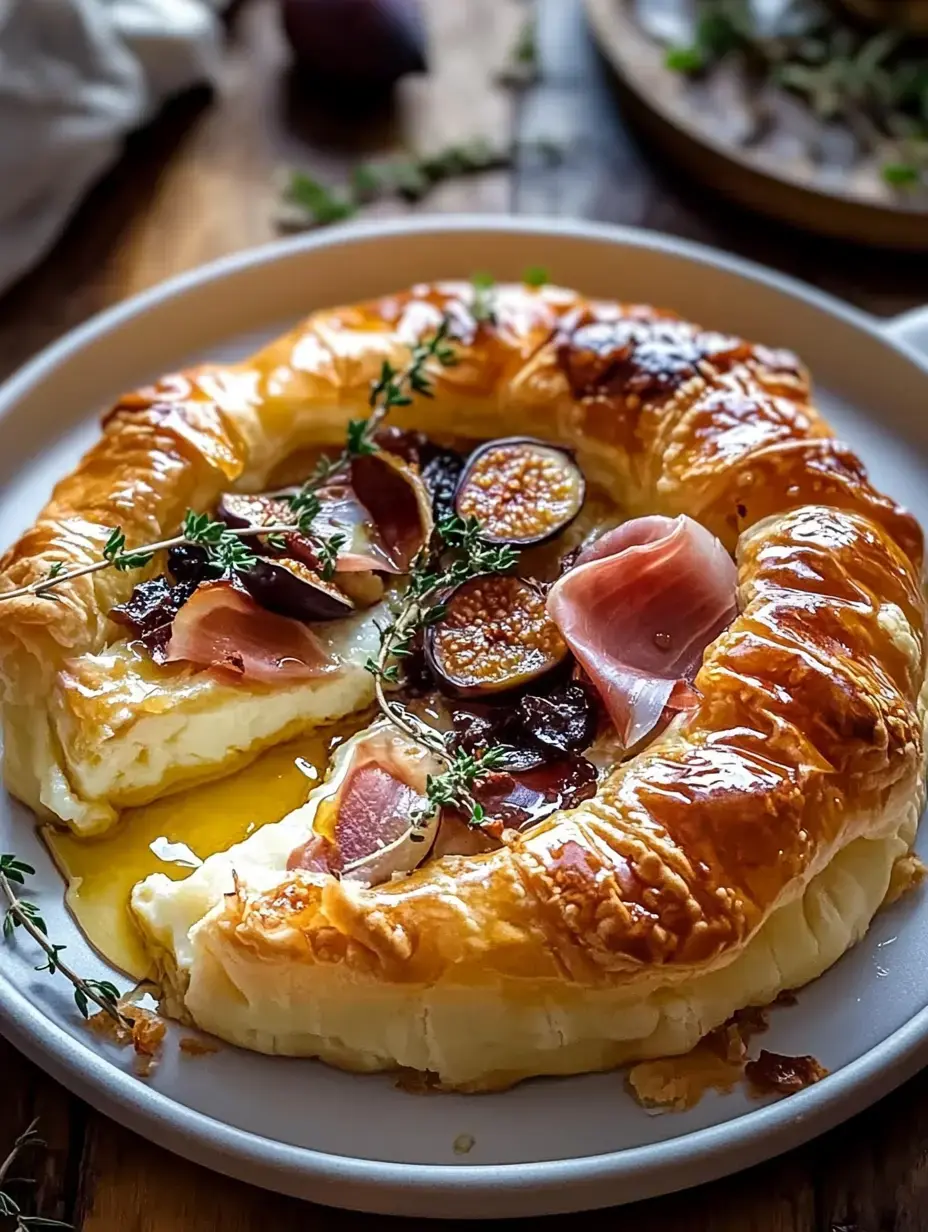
[546,515,737,747]
[287,725,445,884]
[164,579,333,683]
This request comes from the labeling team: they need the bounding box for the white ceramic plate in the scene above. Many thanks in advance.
[1,219,927,1219]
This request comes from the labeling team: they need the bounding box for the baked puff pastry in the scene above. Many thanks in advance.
[112,283,922,1089]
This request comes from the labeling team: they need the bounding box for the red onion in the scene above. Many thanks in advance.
[280,0,428,90]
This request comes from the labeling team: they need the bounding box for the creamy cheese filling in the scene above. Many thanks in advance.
[33,607,384,835]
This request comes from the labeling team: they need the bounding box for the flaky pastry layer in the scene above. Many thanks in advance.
[3,283,926,1090]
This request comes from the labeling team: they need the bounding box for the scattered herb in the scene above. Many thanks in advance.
[496,15,540,89]
[0,856,129,1028]
[0,517,293,603]
[0,1120,70,1232]
[470,272,497,325]
[522,264,550,287]
[663,0,928,186]
[286,172,357,226]
[279,139,562,230]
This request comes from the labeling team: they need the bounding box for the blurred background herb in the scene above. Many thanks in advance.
[666,0,928,185]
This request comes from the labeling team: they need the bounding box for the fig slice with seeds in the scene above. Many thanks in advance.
[454,437,585,547]
[216,492,294,535]
[426,574,570,698]
[239,557,354,622]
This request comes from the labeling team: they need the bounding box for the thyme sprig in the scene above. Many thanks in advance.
[0,514,296,603]
[0,320,460,605]
[0,856,128,1028]
[280,138,562,229]
[282,317,459,525]
[0,1120,70,1232]
[366,514,519,828]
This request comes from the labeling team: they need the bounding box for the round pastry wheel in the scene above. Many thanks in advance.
[584,0,928,249]
[1,218,928,1217]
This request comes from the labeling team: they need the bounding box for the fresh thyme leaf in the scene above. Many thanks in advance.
[114,552,154,572]
[46,562,64,580]
[350,163,384,201]
[102,527,126,562]
[522,265,550,287]
[0,855,35,886]
[265,532,289,552]
[317,533,347,582]
[497,15,540,89]
[346,418,378,455]
[665,45,705,74]
[35,944,66,975]
[1,857,127,1029]
[391,160,431,201]
[280,141,563,232]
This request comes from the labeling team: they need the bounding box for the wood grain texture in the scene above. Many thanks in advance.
[0,0,927,1228]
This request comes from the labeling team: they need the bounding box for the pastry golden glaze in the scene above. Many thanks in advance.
[0,283,921,835]
[119,282,922,1089]
[134,503,927,1087]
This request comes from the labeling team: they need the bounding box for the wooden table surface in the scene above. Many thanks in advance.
[2,1,927,1228]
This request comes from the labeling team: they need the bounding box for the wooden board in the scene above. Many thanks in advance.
[585,0,928,249]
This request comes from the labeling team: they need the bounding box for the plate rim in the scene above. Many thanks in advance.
[1,214,927,1213]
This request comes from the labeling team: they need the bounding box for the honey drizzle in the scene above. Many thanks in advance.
[44,720,363,980]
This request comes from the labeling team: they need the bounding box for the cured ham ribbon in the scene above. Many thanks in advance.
[288,726,445,883]
[546,515,738,747]
[164,579,333,683]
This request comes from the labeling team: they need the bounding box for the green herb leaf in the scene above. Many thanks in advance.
[102,528,126,562]
[471,272,497,324]
[883,161,921,187]
[346,418,378,456]
[522,265,550,287]
[665,45,705,74]
[287,171,357,226]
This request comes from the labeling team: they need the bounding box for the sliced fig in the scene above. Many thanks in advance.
[373,426,430,467]
[216,492,294,535]
[239,557,354,622]
[455,437,585,547]
[426,575,569,698]
[350,449,433,571]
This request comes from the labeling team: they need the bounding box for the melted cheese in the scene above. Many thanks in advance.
[40,606,383,835]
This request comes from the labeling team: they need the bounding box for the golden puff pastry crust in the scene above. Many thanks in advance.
[117,283,924,1088]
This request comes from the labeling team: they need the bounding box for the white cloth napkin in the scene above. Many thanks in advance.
[0,0,223,297]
